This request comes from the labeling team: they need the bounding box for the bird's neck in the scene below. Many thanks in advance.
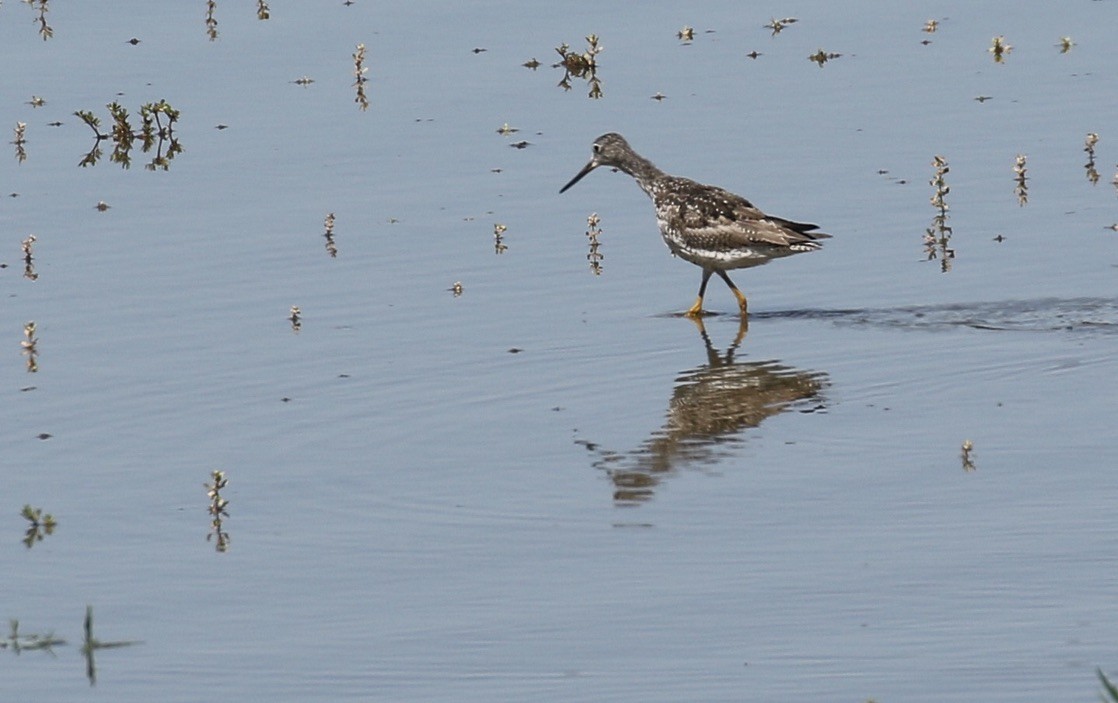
[618,153,666,194]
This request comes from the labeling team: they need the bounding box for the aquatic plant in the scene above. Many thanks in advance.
[257,0,270,20]
[12,122,27,164]
[923,155,954,271]
[20,504,55,547]
[808,49,842,67]
[585,212,604,275]
[989,35,1012,63]
[21,234,37,281]
[961,439,976,472]
[1014,154,1028,206]
[1,619,65,653]
[74,100,182,171]
[323,212,337,257]
[82,605,142,686]
[289,305,301,333]
[449,281,463,297]
[1084,132,1100,185]
[1100,668,1118,702]
[493,223,508,254]
[353,43,369,111]
[765,17,798,35]
[677,26,694,43]
[1057,36,1075,54]
[205,470,231,551]
[554,35,603,99]
[205,0,218,41]
[24,0,53,40]
[20,321,39,373]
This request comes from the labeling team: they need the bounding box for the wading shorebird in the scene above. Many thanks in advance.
[560,132,829,317]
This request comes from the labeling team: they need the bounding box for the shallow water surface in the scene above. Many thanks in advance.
[2,2,1117,701]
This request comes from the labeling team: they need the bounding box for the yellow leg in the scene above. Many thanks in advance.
[730,287,748,317]
[716,270,748,318]
[686,295,705,317]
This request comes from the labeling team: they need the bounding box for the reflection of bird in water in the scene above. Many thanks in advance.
[560,133,829,318]
[577,318,828,504]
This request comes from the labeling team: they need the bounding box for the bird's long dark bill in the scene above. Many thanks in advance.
[559,160,598,193]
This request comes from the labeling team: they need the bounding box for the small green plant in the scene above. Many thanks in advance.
[554,35,603,99]
[74,100,182,170]
[20,504,56,547]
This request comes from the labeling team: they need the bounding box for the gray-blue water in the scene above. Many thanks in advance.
[3,2,1117,701]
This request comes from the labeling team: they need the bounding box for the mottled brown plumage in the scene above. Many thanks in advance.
[561,132,829,317]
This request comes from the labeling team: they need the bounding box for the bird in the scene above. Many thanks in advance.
[560,133,829,317]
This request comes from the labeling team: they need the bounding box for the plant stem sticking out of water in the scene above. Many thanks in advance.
[989,36,1012,63]
[288,305,302,333]
[1084,132,1100,185]
[961,439,976,472]
[21,320,39,372]
[205,0,218,41]
[1057,36,1074,54]
[494,223,508,254]
[1014,154,1028,206]
[257,0,270,20]
[82,606,142,686]
[205,470,231,551]
[353,43,370,111]
[923,155,954,271]
[21,234,38,281]
[12,122,27,164]
[323,212,338,257]
[585,212,604,275]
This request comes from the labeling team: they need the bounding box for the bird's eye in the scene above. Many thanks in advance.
[593,143,602,153]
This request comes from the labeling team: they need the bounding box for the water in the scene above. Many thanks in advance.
[2,1,1117,701]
